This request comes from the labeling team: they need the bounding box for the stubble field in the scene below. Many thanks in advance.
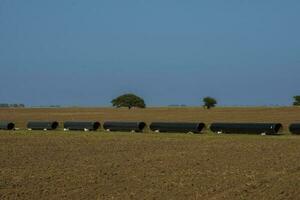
[1,107,300,132]
[1,107,300,199]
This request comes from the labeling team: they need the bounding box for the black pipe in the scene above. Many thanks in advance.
[149,122,205,133]
[210,123,282,135]
[0,121,15,130]
[27,121,59,130]
[103,121,146,132]
[289,124,300,134]
[63,121,100,131]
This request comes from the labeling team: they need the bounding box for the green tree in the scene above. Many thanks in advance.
[111,93,146,109]
[203,97,217,109]
[293,96,300,106]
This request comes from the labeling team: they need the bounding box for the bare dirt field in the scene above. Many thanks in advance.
[1,107,300,199]
[1,132,300,200]
[0,107,300,133]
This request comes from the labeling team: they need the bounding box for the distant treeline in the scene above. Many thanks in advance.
[0,104,64,108]
[0,103,25,108]
[34,105,61,108]
[168,104,187,107]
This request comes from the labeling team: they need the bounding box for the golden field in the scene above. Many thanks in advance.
[1,107,300,133]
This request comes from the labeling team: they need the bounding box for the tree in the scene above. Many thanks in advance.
[203,96,217,109]
[111,93,146,109]
[0,104,9,108]
[293,96,300,106]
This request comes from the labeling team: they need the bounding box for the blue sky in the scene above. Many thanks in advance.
[0,0,299,106]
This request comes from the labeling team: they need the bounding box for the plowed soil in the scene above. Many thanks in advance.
[1,132,300,200]
[1,107,300,199]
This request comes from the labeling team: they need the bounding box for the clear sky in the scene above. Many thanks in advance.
[0,0,299,106]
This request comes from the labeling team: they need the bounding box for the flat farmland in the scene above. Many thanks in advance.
[0,107,300,132]
[0,132,300,200]
[1,107,300,200]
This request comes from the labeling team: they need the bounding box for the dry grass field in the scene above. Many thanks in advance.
[1,107,300,199]
[1,107,300,132]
